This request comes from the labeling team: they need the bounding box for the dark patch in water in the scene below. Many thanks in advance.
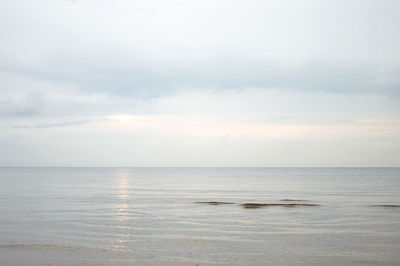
[241,203,320,209]
[370,204,400,208]
[280,199,308,202]
[195,201,234,205]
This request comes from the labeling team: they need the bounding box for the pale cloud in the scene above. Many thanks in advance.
[1,0,400,98]
[97,113,400,141]
[0,0,400,166]
[13,120,87,129]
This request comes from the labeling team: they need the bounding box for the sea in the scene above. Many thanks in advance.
[0,167,399,265]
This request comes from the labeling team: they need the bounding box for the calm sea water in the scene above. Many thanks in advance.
[0,167,399,265]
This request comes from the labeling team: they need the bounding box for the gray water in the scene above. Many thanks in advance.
[0,167,399,265]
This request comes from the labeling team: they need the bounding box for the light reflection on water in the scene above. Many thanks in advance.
[0,167,399,265]
[113,171,131,249]
[116,171,130,219]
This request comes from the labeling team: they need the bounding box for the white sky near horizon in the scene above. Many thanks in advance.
[0,0,400,166]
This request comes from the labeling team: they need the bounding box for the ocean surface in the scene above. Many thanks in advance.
[0,167,399,265]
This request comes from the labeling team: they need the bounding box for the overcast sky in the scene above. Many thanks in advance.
[1,0,400,166]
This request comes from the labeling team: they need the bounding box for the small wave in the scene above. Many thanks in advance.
[0,243,95,252]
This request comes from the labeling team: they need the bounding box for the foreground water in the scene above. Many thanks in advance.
[0,167,399,265]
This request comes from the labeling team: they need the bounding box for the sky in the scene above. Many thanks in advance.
[0,0,400,167]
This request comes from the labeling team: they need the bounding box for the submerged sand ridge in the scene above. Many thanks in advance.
[196,201,400,209]
[370,204,400,208]
[195,200,320,208]
[195,201,234,205]
[280,199,309,202]
[241,203,320,209]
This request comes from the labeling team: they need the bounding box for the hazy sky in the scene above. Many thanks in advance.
[1,0,400,166]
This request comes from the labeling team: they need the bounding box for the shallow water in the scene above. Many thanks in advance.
[0,167,399,265]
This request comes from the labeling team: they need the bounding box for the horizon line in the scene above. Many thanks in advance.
[0,166,399,168]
